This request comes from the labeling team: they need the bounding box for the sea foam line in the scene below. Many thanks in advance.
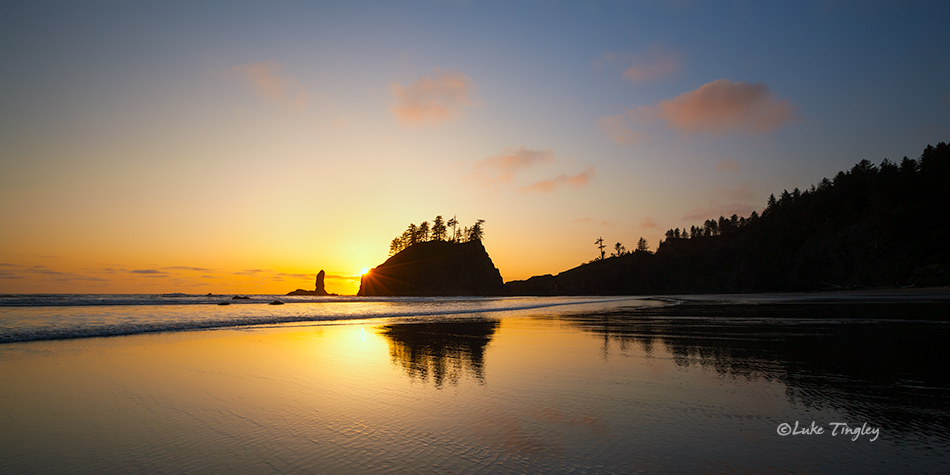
[0,297,655,343]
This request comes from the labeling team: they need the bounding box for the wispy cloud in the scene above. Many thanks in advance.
[163,266,213,272]
[129,269,168,277]
[681,183,759,221]
[234,269,265,276]
[597,113,650,145]
[390,68,479,126]
[0,264,109,283]
[130,269,164,275]
[639,217,658,229]
[623,46,680,83]
[518,167,595,194]
[470,147,556,189]
[593,46,681,83]
[716,159,739,172]
[233,60,310,111]
[715,182,756,201]
[471,147,595,194]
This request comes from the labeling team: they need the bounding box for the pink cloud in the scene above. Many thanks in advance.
[681,183,760,221]
[592,46,681,83]
[639,79,797,135]
[596,113,650,145]
[623,46,680,83]
[715,182,756,201]
[390,68,478,126]
[716,159,739,172]
[638,217,658,229]
[471,147,556,188]
[233,60,309,110]
[519,167,595,194]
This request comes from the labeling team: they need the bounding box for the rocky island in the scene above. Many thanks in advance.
[358,240,506,297]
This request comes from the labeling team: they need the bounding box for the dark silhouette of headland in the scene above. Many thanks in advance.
[358,215,505,296]
[345,143,948,297]
[287,270,335,296]
[508,142,950,295]
[358,240,505,296]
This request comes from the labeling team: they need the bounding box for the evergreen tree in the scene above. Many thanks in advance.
[432,215,446,241]
[389,237,403,256]
[636,237,650,253]
[468,219,485,242]
[419,221,430,242]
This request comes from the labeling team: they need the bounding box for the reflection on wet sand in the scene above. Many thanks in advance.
[564,302,950,438]
[379,319,499,388]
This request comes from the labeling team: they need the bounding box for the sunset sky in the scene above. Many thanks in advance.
[2,1,948,295]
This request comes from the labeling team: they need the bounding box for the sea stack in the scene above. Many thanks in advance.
[358,240,506,296]
[287,270,331,296]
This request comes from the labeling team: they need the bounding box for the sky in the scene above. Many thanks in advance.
[1,0,948,295]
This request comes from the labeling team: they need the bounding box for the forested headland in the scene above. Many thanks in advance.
[509,142,950,295]
[358,215,504,296]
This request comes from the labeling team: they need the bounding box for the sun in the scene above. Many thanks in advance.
[361,267,370,275]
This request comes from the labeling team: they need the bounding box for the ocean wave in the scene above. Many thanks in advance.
[0,296,656,344]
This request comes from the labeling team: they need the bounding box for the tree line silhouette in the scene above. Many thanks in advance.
[593,236,651,261]
[550,142,949,294]
[389,215,486,256]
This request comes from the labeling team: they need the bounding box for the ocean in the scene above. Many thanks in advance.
[2,293,949,473]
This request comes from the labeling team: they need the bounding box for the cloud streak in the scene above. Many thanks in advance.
[597,113,649,145]
[471,147,556,188]
[0,264,109,283]
[519,167,595,194]
[623,46,680,83]
[593,46,681,83]
[681,183,759,221]
[717,159,739,172]
[233,60,309,110]
[469,147,595,194]
[390,68,478,126]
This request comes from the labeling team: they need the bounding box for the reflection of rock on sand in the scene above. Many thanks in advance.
[379,320,499,388]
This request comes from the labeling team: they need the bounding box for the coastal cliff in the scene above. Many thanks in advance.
[358,240,506,296]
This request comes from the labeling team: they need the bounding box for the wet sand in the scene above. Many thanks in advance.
[2,300,949,473]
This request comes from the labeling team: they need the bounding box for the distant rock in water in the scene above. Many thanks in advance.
[358,240,506,296]
[287,270,332,296]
